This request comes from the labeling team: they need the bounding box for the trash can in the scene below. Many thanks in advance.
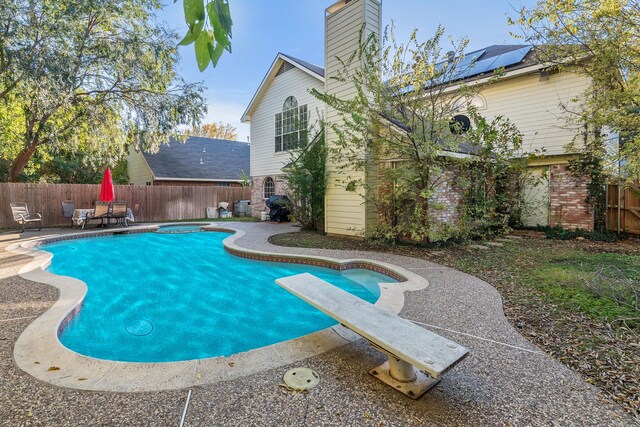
[234,200,252,217]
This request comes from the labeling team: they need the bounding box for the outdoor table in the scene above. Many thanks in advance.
[72,208,134,228]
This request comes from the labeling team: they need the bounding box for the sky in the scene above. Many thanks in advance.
[157,0,536,142]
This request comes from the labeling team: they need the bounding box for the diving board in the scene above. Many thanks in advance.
[276,273,469,399]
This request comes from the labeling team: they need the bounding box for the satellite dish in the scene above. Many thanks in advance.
[449,114,471,134]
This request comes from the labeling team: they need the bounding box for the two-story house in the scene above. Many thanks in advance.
[243,0,593,235]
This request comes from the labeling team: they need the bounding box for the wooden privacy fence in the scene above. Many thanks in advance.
[0,183,251,228]
[607,184,640,235]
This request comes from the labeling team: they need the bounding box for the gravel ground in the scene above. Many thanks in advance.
[0,224,635,426]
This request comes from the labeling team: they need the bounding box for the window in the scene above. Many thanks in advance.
[263,177,275,199]
[275,96,308,152]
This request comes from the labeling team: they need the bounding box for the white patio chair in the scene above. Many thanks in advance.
[10,203,42,233]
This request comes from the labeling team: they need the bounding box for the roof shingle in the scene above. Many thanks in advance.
[142,137,250,181]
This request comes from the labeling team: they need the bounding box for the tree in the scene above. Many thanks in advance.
[283,130,327,231]
[513,1,640,180]
[513,0,640,232]
[312,27,526,242]
[0,90,132,183]
[0,0,206,182]
[186,121,238,139]
[178,0,232,71]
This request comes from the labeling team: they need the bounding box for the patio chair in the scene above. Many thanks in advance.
[10,203,42,233]
[110,201,128,226]
[61,200,75,228]
[85,201,110,229]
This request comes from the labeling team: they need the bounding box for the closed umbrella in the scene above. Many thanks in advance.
[99,167,115,202]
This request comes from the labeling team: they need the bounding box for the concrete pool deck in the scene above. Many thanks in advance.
[0,222,635,426]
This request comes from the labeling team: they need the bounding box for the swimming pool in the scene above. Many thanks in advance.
[43,231,396,362]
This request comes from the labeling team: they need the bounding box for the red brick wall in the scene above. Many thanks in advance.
[549,164,593,230]
[250,175,288,217]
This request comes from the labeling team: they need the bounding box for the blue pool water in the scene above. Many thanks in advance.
[43,231,396,362]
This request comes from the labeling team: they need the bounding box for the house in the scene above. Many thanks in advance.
[127,137,250,187]
[243,0,593,235]
[241,53,325,215]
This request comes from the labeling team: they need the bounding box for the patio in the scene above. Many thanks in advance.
[0,222,634,426]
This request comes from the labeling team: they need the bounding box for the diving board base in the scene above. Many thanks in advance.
[369,360,440,399]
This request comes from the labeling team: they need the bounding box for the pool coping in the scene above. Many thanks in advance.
[6,223,429,392]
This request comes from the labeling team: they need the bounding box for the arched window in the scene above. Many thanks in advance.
[283,96,297,111]
[263,177,275,199]
[275,96,308,152]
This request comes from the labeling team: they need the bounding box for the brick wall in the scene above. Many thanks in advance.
[429,167,465,226]
[250,175,288,217]
[549,164,593,230]
[376,165,465,230]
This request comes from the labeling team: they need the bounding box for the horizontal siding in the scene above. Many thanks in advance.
[324,0,379,236]
[326,2,364,29]
[127,149,154,185]
[249,66,324,177]
[481,71,591,156]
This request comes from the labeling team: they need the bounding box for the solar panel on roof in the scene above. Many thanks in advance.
[394,46,532,92]
[487,46,532,71]
[446,49,486,80]
[455,49,486,69]
[456,55,499,79]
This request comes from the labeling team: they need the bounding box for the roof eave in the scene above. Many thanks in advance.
[440,61,552,95]
[241,53,324,123]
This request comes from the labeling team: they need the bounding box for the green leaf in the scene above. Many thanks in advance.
[178,20,205,46]
[183,0,205,26]
[194,30,213,71]
[208,40,225,68]
[213,0,233,36]
[206,2,230,49]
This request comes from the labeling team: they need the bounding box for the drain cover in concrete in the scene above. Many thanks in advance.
[283,368,320,390]
[125,319,153,336]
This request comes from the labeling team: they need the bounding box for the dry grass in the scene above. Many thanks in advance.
[269,230,640,417]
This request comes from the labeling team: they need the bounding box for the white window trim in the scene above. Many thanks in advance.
[275,96,308,153]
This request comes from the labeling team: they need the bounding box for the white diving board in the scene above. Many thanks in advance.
[276,273,469,399]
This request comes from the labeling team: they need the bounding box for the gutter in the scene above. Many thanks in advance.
[441,62,556,95]
[153,177,244,183]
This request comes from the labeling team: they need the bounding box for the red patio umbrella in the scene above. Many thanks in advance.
[99,167,115,202]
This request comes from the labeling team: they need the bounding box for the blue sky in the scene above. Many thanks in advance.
[158,0,535,141]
